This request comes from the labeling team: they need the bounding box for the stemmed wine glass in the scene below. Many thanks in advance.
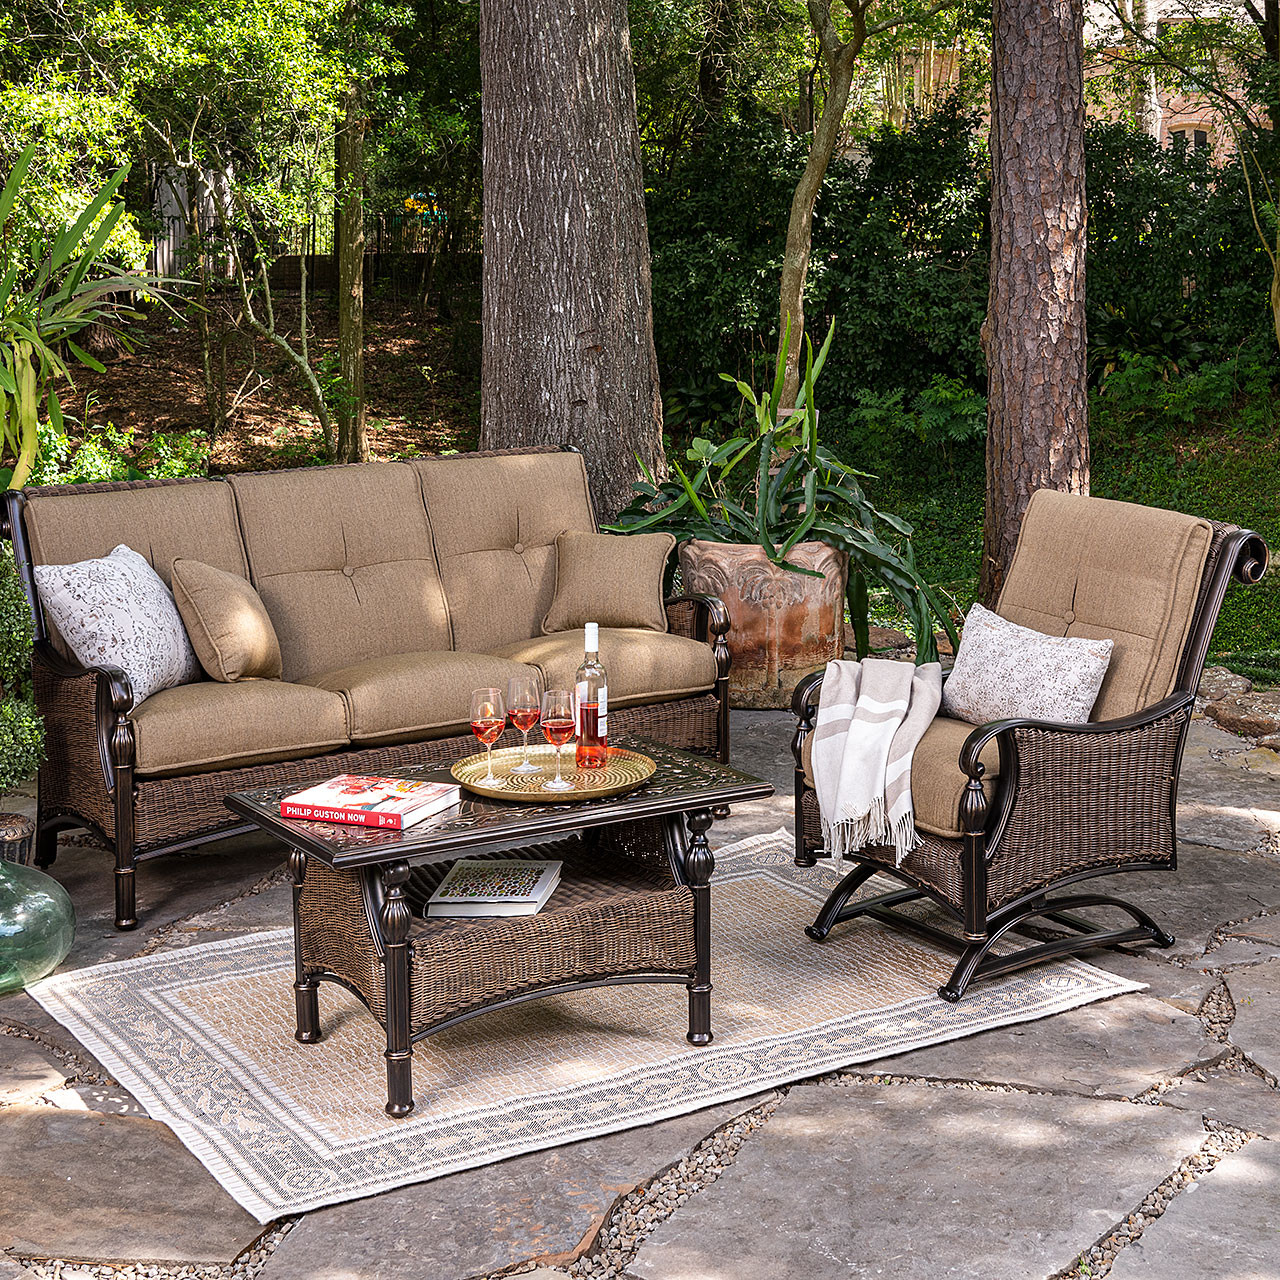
[469,687,506,784]
[539,689,576,792]
[507,675,542,774]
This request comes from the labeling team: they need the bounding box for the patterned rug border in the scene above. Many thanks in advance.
[30,830,1145,1222]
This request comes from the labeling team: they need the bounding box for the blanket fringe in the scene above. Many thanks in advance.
[822,804,923,869]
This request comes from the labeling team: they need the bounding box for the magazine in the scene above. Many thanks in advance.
[280,774,462,830]
[425,858,562,918]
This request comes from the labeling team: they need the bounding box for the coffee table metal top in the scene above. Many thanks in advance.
[224,737,773,870]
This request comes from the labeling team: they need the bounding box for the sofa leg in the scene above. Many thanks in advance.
[34,818,59,869]
[113,763,138,931]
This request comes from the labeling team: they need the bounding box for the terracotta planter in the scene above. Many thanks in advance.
[679,540,848,709]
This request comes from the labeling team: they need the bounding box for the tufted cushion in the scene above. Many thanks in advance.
[802,715,1001,839]
[490,629,718,708]
[997,491,1212,720]
[411,452,595,651]
[227,464,451,681]
[302,651,539,746]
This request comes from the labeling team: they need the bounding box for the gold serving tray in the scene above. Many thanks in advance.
[451,744,657,803]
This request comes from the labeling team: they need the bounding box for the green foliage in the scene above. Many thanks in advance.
[610,322,958,663]
[0,696,42,793]
[0,145,158,489]
[0,545,33,699]
[28,419,210,486]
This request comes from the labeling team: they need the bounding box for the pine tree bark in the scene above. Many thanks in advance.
[979,0,1090,603]
[478,0,664,520]
[336,83,368,463]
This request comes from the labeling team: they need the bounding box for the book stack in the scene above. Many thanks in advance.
[425,859,562,918]
[280,774,462,830]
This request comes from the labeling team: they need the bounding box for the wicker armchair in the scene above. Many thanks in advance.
[792,492,1268,1001]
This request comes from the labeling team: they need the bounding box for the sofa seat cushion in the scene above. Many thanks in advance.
[490,629,718,709]
[802,714,1001,840]
[130,681,349,778]
[301,651,538,746]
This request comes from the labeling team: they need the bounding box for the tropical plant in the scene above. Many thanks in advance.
[1,144,153,489]
[608,320,959,663]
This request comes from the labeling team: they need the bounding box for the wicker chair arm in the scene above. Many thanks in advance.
[957,691,1195,780]
[792,670,826,719]
[665,592,732,680]
[34,640,135,714]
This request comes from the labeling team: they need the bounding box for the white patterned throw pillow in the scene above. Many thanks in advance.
[941,603,1113,726]
[34,544,201,705]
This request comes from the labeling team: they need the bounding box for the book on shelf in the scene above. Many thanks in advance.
[280,774,462,830]
[425,858,562,918]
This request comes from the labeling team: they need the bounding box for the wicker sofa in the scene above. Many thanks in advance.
[2,447,731,930]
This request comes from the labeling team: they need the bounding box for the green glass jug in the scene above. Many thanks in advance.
[0,859,75,995]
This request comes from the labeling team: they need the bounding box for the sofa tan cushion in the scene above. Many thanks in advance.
[302,651,538,746]
[802,714,1000,839]
[24,478,248,588]
[998,491,1212,720]
[228,464,451,681]
[130,680,349,777]
[542,531,675,635]
[172,559,282,682]
[411,452,595,651]
[491,629,718,709]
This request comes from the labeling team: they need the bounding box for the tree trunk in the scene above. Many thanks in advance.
[980,0,1089,603]
[1130,0,1162,138]
[478,0,665,521]
[335,83,367,463]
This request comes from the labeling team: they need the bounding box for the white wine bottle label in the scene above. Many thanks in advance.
[598,686,607,737]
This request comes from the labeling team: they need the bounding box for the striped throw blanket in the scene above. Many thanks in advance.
[811,658,943,865]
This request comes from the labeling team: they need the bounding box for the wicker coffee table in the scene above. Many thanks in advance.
[225,738,772,1116]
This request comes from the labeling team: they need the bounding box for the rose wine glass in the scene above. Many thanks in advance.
[539,689,576,792]
[470,687,506,784]
[507,675,542,774]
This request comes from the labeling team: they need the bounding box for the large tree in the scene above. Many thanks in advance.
[477,0,665,519]
[979,0,1089,601]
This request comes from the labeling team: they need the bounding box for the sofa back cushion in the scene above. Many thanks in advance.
[227,463,451,681]
[997,490,1212,720]
[410,451,595,651]
[23,478,249,587]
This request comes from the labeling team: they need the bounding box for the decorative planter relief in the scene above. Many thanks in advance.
[680,539,848,709]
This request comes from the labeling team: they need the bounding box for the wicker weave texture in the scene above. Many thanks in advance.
[35,663,114,835]
[298,836,696,1033]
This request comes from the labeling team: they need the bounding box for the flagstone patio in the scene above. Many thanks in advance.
[1,709,1278,1280]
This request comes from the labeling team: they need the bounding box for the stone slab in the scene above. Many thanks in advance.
[0,1106,264,1264]
[1107,847,1280,962]
[0,1253,26,1279]
[712,711,795,850]
[260,1095,772,1280]
[631,1082,1206,1280]
[1177,720,1280,853]
[1089,950,1217,1014]
[1226,957,1280,1078]
[0,1031,69,1107]
[1157,1068,1280,1137]
[1108,1139,1280,1280]
[861,994,1223,1099]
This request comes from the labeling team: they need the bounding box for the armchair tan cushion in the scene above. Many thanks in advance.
[172,559,282,682]
[542,531,675,634]
[802,715,1000,839]
[998,491,1212,720]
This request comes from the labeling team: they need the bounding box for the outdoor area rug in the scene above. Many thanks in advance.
[29,830,1142,1222]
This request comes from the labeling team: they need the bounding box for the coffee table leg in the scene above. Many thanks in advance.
[380,860,415,1118]
[288,849,321,1044]
[683,808,715,1046]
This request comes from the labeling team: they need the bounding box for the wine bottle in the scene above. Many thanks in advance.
[574,622,608,769]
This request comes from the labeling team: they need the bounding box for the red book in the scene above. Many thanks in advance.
[280,774,461,830]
